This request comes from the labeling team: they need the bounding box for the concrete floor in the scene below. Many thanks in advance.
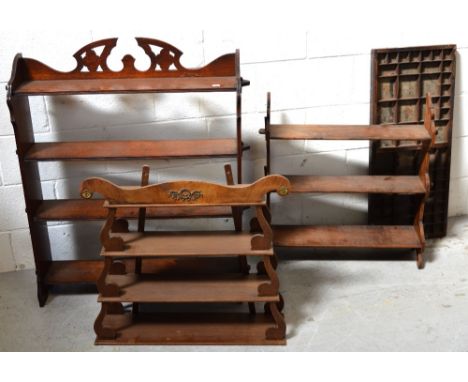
[1,216,468,351]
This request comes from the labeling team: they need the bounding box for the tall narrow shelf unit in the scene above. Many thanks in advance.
[260,92,435,269]
[6,37,250,306]
[80,175,290,345]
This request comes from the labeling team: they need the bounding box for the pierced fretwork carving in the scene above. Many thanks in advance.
[71,37,186,74]
[14,36,243,85]
[136,38,183,72]
[73,38,117,73]
[19,37,239,81]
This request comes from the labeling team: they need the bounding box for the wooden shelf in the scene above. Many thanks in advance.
[44,258,244,285]
[377,141,450,151]
[15,76,241,96]
[273,225,422,249]
[96,312,284,345]
[24,139,246,161]
[99,274,278,303]
[288,175,426,194]
[103,232,273,257]
[266,124,431,141]
[35,199,233,221]
[45,260,103,284]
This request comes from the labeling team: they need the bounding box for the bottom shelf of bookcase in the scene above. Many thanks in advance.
[96,312,285,345]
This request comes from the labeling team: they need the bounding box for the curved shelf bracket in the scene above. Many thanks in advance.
[99,208,125,251]
[94,302,124,340]
[111,218,129,233]
[251,206,273,250]
[97,257,121,297]
[257,255,279,296]
[265,302,286,341]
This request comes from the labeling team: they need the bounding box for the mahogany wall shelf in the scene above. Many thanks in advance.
[6,37,250,306]
[368,45,456,238]
[24,139,248,161]
[80,174,290,345]
[260,92,436,269]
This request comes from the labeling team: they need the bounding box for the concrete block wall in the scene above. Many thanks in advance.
[0,28,467,272]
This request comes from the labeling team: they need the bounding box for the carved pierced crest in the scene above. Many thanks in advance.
[15,37,238,82]
[71,37,188,74]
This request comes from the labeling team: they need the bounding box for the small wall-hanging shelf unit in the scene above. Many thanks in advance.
[260,92,435,269]
[6,37,250,306]
[368,44,456,238]
[80,173,290,345]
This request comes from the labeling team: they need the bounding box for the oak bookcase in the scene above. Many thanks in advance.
[6,37,250,306]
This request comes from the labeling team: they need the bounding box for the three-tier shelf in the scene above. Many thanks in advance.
[260,92,435,269]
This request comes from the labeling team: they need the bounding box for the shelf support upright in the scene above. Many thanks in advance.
[6,54,52,307]
[415,94,436,269]
[235,49,242,186]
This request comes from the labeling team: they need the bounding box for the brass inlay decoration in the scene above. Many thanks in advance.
[81,189,93,199]
[278,186,289,196]
[169,189,203,202]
